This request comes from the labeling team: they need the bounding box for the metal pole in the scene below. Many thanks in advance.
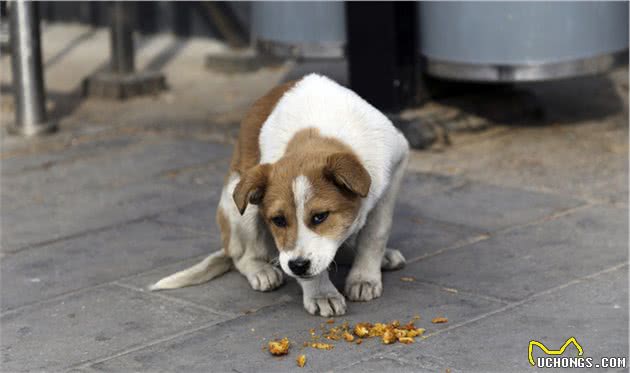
[110,1,134,74]
[9,1,55,135]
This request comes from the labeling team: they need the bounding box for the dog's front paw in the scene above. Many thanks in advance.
[247,265,284,292]
[303,292,347,317]
[345,278,383,302]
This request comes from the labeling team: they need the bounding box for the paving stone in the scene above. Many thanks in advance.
[408,181,583,232]
[399,266,628,372]
[2,139,231,206]
[0,137,139,176]
[0,141,229,218]
[154,200,221,235]
[390,203,483,261]
[1,138,230,251]
[340,354,444,373]
[1,284,225,372]
[90,274,502,372]
[158,156,231,191]
[402,205,628,302]
[1,181,216,252]
[1,220,215,311]
[397,171,466,200]
[122,257,301,315]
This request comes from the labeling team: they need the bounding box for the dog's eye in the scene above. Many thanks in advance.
[311,212,329,225]
[271,216,287,228]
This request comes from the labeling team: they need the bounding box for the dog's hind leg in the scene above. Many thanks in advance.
[151,173,283,292]
[230,203,284,292]
[224,173,284,292]
[337,241,405,271]
[381,248,406,271]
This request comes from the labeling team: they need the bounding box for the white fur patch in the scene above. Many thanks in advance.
[292,175,312,224]
[278,175,337,277]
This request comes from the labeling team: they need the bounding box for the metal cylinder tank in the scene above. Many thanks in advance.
[418,2,629,82]
[251,1,346,59]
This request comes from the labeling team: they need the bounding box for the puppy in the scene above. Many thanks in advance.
[151,74,409,317]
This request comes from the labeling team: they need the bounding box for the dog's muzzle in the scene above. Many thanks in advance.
[288,258,310,277]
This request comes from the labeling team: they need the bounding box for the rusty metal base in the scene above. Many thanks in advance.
[6,120,57,136]
[82,71,166,100]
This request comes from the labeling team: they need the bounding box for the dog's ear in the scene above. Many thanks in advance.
[324,152,371,198]
[233,164,270,215]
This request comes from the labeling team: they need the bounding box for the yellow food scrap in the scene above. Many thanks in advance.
[401,321,415,330]
[400,276,416,282]
[368,323,387,337]
[354,323,370,337]
[268,337,290,356]
[432,317,448,324]
[311,342,334,350]
[297,354,307,368]
[406,328,425,337]
[274,316,426,361]
[382,329,397,344]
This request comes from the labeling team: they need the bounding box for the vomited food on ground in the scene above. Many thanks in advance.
[266,316,444,366]
[268,337,290,355]
[296,354,307,368]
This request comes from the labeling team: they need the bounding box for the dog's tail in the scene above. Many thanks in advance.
[149,250,232,291]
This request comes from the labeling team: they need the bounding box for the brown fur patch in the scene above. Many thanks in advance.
[258,128,371,251]
[230,81,298,176]
[324,153,371,197]
[216,207,231,255]
[304,168,363,240]
[233,164,270,215]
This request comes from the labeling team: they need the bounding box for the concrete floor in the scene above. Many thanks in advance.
[1,25,628,372]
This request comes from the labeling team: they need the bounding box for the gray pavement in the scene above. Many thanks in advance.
[1,26,628,372]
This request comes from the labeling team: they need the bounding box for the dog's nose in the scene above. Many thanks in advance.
[288,258,310,276]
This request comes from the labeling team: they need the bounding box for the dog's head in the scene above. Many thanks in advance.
[233,150,370,278]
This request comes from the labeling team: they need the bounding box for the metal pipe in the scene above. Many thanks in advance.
[110,1,134,74]
[9,1,55,135]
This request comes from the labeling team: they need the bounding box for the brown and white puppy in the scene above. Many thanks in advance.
[151,74,409,317]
